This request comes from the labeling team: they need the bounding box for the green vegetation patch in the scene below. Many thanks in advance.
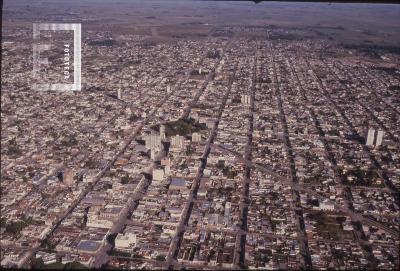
[344,44,400,57]
[121,174,130,184]
[231,96,241,104]
[222,167,237,179]
[32,258,88,270]
[60,135,78,147]
[4,216,42,236]
[192,103,214,110]
[64,262,88,270]
[216,161,237,179]
[155,255,166,261]
[308,212,349,241]
[110,250,132,257]
[152,117,207,137]
[128,113,139,122]
[6,138,21,156]
[88,39,117,46]
[0,217,7,228]
[206,50,220,59]
[344,168,383,187]
[303,174,325,185]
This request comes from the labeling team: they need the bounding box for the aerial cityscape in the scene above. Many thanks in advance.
[1,0,399,270]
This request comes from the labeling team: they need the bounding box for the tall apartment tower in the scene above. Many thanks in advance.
[366,128,375,146]
[150,148,156,160]
[160,125,166,140]
[376,130,384,147]
[117,88,122,100]
[365,128,384,147]
[192,132,202,143]
[164,165,171,176]
[145,134,161,150]
[241,94,251,105]
[63,168,75,186]
[171,135,185,150]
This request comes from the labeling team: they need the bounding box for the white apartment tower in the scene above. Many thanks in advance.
[171,135,185,150]
[376,130,384,147]
[145,134,161,150]
[117,88,122,100]
[241,94,251,105]
[366,128,384,147]
[152,169,164,181]
[192,132,202,143]
[366,128,375,146]
[160,125,166,140]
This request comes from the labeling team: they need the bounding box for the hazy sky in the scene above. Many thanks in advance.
[3,0,400,37]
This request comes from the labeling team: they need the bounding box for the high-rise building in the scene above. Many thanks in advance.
[63,168,75,186]
[164,165,171,176]
[115,232,137,252]
[224,202,231,225]
[241,94,251,105]
[171,135,185,150]
[145,134,161,150]
[160,125,166,140]
[365,128,384,147]
[152,169,164,181]
[376,130,384,147]
[192,132,201,143]
[117,88,122,100]
[366,128,375,146]
[150,148,156,160]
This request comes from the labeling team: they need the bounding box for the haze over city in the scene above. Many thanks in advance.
[1,0,399,270]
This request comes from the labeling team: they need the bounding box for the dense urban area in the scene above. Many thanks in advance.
[1,1,400,270]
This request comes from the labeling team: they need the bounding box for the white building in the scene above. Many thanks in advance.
[117,88,122,100]
[86,215,113,229]
[224,202,231,225]
[153,169,164,181]
[366,128,384,147]
[319,201,335,211]
[192,132,202,142]
[164,165,171,176]
[366,128,375,146]
[63,168,75,186]
[241,94,251,105]
[376,130,384,146]
[145,134,161,150]
[36,252,57,265]
[160,125,166,140]
[115,232,137,252]
[171,135,185,150]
